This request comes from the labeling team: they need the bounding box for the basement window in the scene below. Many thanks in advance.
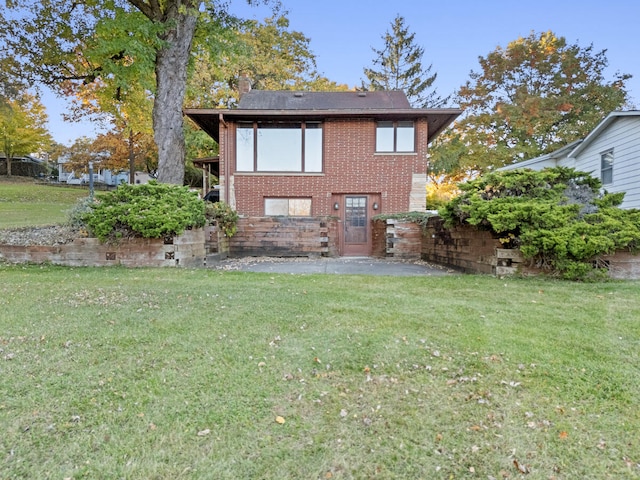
[264,198,312,216]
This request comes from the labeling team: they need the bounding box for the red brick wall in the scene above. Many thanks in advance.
[227,118,429,216]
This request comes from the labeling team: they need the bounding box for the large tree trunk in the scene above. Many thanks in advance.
[148,3,198,185]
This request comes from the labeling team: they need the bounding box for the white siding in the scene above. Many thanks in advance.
[498,156,558,171]
[571,117,640,209]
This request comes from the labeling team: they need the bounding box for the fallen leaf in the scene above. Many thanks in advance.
[513,459,530,474]
[559,431,568,439]
[149,423,157,431]
[275,416,285,424]
[325,472,333,479]
[197,429,210,436]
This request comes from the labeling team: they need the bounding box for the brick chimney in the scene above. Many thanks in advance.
[238,75,252,98]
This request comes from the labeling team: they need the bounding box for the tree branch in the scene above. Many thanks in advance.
[127,0,162,21]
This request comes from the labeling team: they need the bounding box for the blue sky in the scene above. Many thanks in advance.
[44,0,640,145]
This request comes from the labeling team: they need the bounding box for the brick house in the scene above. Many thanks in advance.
[185,90,460,256]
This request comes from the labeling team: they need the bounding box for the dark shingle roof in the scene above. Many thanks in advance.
[184,90,462,144]
[238,90,412,110]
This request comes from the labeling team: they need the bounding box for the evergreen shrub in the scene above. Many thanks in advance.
[440,167,640,280]
[83,181,206,242]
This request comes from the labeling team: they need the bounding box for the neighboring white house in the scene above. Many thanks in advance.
[58,157,151,186]
[499,111,640,209]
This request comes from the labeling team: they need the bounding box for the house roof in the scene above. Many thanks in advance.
[184,90,462,144]
[237,90,412,110]
[498,139,583,171]
[567,110,640,158]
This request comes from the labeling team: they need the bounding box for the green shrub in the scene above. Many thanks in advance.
[83,181,206,242]
[66,197,95,230]
[440,167,640,280]
[205,201,239,238]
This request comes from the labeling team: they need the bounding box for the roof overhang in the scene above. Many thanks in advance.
[568,110,640,158]
[184,107,462,144]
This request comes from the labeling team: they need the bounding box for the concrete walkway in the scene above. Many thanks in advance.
[211,256,453,276]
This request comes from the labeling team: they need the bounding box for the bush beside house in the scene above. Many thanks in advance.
[439,167,640,279]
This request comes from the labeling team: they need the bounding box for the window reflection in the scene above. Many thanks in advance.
[236,121,322,172]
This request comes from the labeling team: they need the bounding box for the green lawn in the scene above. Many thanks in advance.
[0,179,88,228]
[1,266,639,479]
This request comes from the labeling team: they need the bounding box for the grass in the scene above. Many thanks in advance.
[1,266,639,479]
[0,178,89,228]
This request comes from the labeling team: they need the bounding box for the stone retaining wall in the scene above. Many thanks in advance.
[2,217,638,278]
[0,229,206,267]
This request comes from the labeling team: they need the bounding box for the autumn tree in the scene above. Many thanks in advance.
[0,92,51,176]
[438,31,631,174]
[363,14,446,108]
[187,15,348,110]
[184,14,346,166]
[0,0,276,186]
[64,137,96,175]
[91,130,158,173]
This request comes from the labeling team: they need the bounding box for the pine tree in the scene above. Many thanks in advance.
[363,15,446,108]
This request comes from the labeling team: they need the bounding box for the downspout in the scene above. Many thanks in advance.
[219,113,230,205]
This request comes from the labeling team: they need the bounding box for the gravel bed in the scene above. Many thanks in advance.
[0,225,82,246]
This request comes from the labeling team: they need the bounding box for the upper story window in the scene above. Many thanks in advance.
[376,120,415,153]
[601,149,613,185]
[236,121,322,173]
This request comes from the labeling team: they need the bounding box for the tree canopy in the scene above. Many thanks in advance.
[0,91,51,176]
[430,31,631,177]
[363,14,446,108]
[0,0,280,185]
[1,1,351,184]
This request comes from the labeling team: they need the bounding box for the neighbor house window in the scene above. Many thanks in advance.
[264,198,312,216]
[376,121,415,152]
[236,121,322,172]
[601,149,613,185]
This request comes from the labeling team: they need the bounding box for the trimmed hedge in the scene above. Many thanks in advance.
[83,181,206,242]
